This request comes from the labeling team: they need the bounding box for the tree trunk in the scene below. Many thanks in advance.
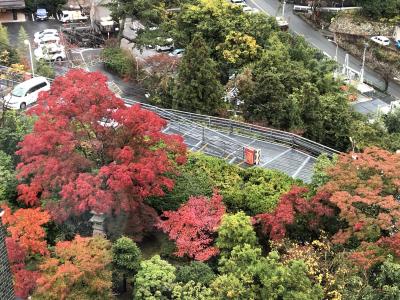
[118,17,126,43]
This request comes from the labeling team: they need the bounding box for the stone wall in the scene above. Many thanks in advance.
[330,14,395,36]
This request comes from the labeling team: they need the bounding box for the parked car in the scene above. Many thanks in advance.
[34,29,58,40]
[3,77,50,110]
[370,36,390,46]
[35,8,48,21]
[243,6,252,12]
[396,40,400,49]
[155,38,174,52]
[169,48,185,57]
[59,10,88,23]
[35,35,60,47]
[34,29,59,44]
[34,45,66,61]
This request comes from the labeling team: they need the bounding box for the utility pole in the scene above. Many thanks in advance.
[360,42,368,83]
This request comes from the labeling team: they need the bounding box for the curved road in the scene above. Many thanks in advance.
[249,0,400,99]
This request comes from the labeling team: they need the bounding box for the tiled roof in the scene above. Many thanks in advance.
[0,0,25,9]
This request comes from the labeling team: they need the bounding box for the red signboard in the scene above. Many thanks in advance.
[244,147,255,165]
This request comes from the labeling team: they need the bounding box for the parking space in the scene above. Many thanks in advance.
[3,19,104,77]
[4,20,61,46]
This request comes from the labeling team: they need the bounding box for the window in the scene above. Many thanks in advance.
[27,82,47,94]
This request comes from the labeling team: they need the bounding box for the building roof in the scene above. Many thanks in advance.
[0,0,25,9]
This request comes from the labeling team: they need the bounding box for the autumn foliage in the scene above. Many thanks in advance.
[157,192,226,261]
[35,235,113,300]
[321,147,400,244]
[254,186,334,241]
[16,70,186,223]
[1,205,50,298]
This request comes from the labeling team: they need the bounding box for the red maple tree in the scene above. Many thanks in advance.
[321,147,400,245]
[157,192,226,261]
[16,70,187,223]
[254,186,334,240]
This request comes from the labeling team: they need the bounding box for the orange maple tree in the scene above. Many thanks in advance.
[1,205,50,298]
[35,235,113,300]
[321,147,400,245]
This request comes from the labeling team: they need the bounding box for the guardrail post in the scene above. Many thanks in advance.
[208,117,211,127]
[230,122,233,135]
[202,127,205,141]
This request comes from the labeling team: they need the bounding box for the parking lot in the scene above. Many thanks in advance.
[4,19,101,74]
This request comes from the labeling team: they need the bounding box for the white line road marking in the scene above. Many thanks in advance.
[261,148,291,167]
[292,156,311,178]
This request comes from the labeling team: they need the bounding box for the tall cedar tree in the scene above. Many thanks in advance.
[172,34,224,115]
[157,192,226,261]
[16,70,187,227]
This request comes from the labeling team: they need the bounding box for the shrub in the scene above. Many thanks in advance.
[176,262,215,285]
[102,46,137,79]
[35,60,55,79]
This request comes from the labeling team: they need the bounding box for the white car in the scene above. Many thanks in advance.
[34,29,58,44]
[169,48,185,57]
[370,36,390,46]
[243,6,253,12]
[155,38,174,52]
[34,45,66,61]
[36,35,61,47]
[3,77,50,110]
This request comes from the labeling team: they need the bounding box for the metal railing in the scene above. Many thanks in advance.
[122,98,340,158]
[162,109,340,158]
[0,70,339,158]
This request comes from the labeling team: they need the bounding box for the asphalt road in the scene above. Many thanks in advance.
[248,0,400,100]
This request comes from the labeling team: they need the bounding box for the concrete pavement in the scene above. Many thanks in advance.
[248,0,400,100]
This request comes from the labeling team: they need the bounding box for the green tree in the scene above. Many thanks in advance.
[216,31,260,68]
[35,60,55,79]
[258,252,324,300]
[172,281,215,300]
[176,262,215,286]
[172,33,224,115]
[0,24,18,66]
[225,167,299,215]
[318,92,352,150]
[373,256,400,299]
[384,107,400,134]
[295,83,324,141]
[216,212,258,254]
[356,0,400,19]
[107,0,155,40]
[241,35,308,129]
[0,150,17,203]
[145,166,213,212]
[16,27,29,60]
[133,255,176,300]
[0,110,34,162]
[311,153,338,189]
[0,24,9,47]
[213,245,323,299]
[112,236,141,293]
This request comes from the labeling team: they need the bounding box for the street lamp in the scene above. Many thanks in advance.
[24,39,34,77]
[360,42,368,83]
